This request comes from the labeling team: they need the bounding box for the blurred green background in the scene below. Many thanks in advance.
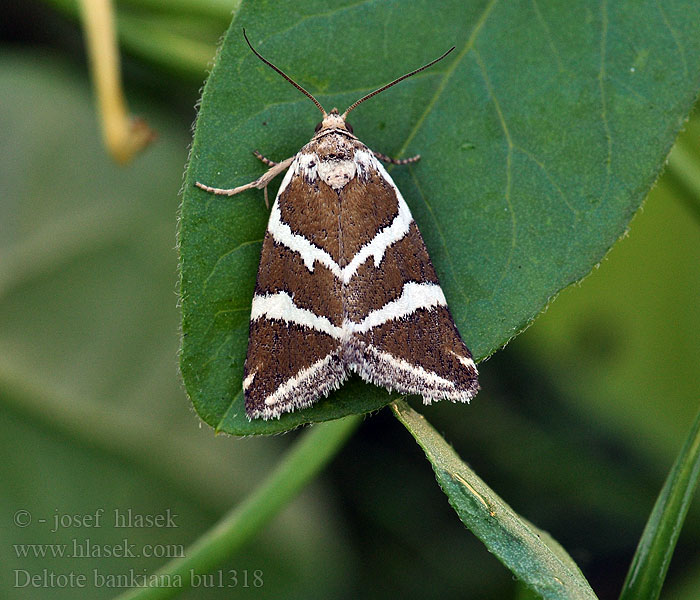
[1,2,699,599]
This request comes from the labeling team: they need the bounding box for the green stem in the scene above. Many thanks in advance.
[116,0,239,19]
[117,14,218,78]
[113,415,361,600]
[618,406,700,600]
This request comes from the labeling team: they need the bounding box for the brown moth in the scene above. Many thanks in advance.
[196,31,479,419]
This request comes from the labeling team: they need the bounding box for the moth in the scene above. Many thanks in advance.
[196,31,479,419]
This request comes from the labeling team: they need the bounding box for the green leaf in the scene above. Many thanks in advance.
[618,408,700,600]
[392,400,598,600]
[180,1,700,435]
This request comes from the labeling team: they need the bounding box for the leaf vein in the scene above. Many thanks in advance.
[202,239,263,295]
[408,169,470,309]
[516,146,578,216]
[608,76,655,105]
[655,0,689,77]
[394,0,500,159]
[216,389,244,432]
[598,0,612,204]
[531,0,565,72]
[474,50,516,299]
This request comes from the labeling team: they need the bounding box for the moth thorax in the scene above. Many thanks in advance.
[317,158,356,190]
[309,135,356,189]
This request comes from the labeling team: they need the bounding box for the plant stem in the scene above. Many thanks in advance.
[117,13,217,78]
[79,0,155,163]
[618,406,700,600]
[113,415,361,600]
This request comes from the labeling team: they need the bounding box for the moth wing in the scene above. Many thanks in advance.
[342,157,479,403]
[244,159,347,419]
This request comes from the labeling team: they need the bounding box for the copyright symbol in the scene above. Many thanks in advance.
[14,510,31,527]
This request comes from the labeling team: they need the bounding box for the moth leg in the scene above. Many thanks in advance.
[372,150,421,165]
[253,150,277,167]
[195,155,295,209]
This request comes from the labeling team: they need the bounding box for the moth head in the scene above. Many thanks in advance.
[315,108,354,135]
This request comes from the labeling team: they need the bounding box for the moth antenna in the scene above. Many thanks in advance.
[342,46,456,117]
[243,29,326,116]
